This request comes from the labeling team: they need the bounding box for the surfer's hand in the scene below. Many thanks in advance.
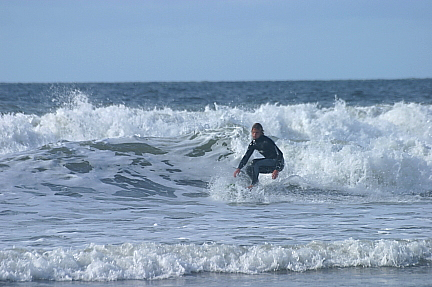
[233,168,241,177]
[272,170,279,179]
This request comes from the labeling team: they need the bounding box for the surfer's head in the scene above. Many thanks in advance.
[251,123,264,140]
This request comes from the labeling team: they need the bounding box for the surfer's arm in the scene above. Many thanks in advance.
[237,142,255,170]
[234,142,255,178]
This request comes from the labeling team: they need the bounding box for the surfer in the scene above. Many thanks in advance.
[233,123,284,188]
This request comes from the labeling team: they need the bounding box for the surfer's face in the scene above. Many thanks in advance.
[251,128,262,140]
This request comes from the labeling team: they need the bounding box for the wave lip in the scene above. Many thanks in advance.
[1,239,431,282]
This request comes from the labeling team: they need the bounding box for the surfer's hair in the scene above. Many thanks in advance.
[252,123,264,134]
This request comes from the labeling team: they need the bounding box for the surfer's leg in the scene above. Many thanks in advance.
[251,162,260,185]
[245,161,260,185]
[247,159,276,185]
[256,159,277,171]
[255,159,280,184]
[246,159,279,186]
[245,164,256,184]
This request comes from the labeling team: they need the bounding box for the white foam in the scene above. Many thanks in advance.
[0,239,430,281]
[1,94,431,194]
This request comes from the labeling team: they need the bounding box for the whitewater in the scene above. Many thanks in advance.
[0,80,431,286]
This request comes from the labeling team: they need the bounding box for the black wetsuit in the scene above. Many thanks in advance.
[237,135,284,185]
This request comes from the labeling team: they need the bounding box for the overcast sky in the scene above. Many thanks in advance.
[1,0,431,82]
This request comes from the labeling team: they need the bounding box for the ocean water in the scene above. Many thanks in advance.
[0,80,431,286]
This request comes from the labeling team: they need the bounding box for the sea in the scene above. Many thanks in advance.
[0,79,431,286]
